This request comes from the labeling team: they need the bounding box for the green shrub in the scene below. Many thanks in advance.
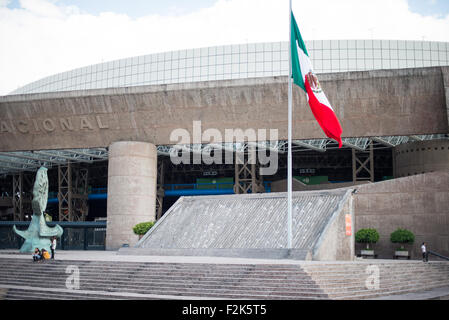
[355,228,379,249]
[390,228,414,249]
[133,221,155,235]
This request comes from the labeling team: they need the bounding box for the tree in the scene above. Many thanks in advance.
[133,221,155,239]
[355,228,380,250]
[390,228,415,250]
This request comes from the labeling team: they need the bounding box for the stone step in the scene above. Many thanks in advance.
[331,283,449,300]
[4,288,129,300]
[0,272,327,293]
[4,259,447,267]
[74,278,449,296]
[324,279,449,295]
[0,264,311,276]
[1,257,447,300]
[0,282,327,300]
[310,271,449,281]
[2,262,447,278]
[0,274,320,289]
[1,264,446,277]
[1,267,446,284]
[305,269,449,277]
[304,263,449,270]
[0,278,328,299]
[0,266,311,277]
[2,276,446,300]
[0,270,313,280]
[2,271,446,293]
[304,264,449,272]
[2,272,446,292]
[0,269,312,279]
[304,262,449,268]
[1,262,447,276]
[3,274,447,300]
[0,259,449,273]
[306,264,449,269]
[2,263,446,279]
[0,276,317,289]
[315,276,449,288]
[0,270,317,283]
[0,260,308,270]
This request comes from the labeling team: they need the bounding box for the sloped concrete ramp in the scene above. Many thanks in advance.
[128,189,354,261]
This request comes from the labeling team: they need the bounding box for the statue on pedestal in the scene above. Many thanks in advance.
[13,167,63,253]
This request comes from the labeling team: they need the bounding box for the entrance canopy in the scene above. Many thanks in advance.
[1,134,446,176]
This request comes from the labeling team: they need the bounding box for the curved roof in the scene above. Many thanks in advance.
[11,39,449,95]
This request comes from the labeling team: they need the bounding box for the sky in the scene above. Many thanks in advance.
[0,0,448,95]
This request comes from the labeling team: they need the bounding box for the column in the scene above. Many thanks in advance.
[106,141,157,250]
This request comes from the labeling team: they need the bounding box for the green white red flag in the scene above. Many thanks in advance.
[291,11,343,147]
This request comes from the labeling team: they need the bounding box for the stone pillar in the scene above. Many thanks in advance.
[106,141,157,250]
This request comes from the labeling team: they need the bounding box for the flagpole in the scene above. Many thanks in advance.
[287,0,293,249]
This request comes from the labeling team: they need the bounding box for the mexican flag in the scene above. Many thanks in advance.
[291,12,343,147]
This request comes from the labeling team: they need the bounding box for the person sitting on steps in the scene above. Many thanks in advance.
[32,248,41,262]
[41,248,50,260]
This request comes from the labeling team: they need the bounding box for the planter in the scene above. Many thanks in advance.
[394,250,410,259]
[361,250,375,256]
[361,250,377,258]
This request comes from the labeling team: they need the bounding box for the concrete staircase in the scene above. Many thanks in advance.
[0,258,448,300]
[0,258,328,300]
[301,261,449,299]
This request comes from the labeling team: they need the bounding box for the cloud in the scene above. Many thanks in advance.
[0,0,11,7]
[1,0,448,95]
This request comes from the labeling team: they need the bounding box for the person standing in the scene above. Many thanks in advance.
[421,242,428,262]
[50,236,57,260]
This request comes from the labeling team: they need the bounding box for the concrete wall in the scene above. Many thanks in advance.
[394,139,449,178]
[0,66,448,152]
[443,66,449,126]
[353,171,449,259]
[313,194,355,261]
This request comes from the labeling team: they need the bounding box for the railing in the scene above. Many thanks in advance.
[48,188,108,203]
[46,182,273,202]
[428,250,449,261]
[0,221,107,251]
[164,182,272,196]
[164,182,234,196]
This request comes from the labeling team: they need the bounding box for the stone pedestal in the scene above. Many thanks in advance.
[106,141,157,250]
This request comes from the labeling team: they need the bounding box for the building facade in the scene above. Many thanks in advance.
[1,40,449,255]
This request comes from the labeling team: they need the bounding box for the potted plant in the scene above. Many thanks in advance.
[133,221,155,240]
[390,228,414,259]
[355,228,380,258]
